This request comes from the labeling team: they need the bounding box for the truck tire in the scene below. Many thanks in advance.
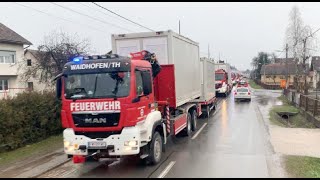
[183,112,192,136]
[146,131,163,165]
[202,105,210,118]
[191,109,197,131]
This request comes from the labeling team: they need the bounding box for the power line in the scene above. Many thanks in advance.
[91,2,155,32]
[78,3,124,23]
[310,27,320,38]
[13,2,108,34]
[50,2,133,33]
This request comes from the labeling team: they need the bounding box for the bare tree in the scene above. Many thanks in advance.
[20,31,91,85]
[300,26,317,94]
[286,6,304,61]
[285,6,317,94]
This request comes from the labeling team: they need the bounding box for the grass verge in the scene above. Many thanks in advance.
[248,79,263,89]
[269,96,316,128]
[0,134,63,167]
[285,155,320,178]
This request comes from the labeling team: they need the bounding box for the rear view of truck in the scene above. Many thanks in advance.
[215,62,232,97]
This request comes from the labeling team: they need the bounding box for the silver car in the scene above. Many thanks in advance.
[234,87,251,101]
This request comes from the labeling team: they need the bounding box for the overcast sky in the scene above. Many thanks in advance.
[1,2,320,70]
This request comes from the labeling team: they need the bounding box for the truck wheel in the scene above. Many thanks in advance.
[146,131,163,165]
[191,109,197,131]
[183,112,192,136]
[203,105,210,118]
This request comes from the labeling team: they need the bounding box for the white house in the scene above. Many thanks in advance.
[0,23,33,98]
[0,23,52,99]
[23,49,54,92]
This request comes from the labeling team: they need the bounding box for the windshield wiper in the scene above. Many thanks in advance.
[68,87,87,101]
[92,75,98,97]
[112,79,121,100]
[70,94,86,99]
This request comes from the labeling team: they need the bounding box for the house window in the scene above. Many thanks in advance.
[27,82,33,91]
[0,51,16,64]
[0,79,9,91]
[27,59,32,66]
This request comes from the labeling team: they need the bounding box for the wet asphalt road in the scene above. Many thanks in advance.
[39,88,283,178]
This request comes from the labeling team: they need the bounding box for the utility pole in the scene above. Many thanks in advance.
[302,38,308,95]
[208,44,210,59]
[179,20,181,35]
[285,43,289,89]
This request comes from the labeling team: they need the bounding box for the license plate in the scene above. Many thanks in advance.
[240,93,246,95]
[88,141,106,149]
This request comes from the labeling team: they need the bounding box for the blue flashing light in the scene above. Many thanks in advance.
[72,57,83,63]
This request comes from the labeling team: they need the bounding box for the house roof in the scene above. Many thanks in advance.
[25,49,40,56]
[274,58,296,64]
[260,63,309,75]
[0,23,32,45]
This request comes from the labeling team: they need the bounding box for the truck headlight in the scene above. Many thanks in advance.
[124,140,138,147]
[68,146,75,152]
[64,140,71,147]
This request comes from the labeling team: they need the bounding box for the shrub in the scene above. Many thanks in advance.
[0,91,62,152]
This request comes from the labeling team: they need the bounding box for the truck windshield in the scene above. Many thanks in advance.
[64,72,130,99]
[215,74,224,81]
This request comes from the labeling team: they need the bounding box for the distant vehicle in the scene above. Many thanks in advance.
[215,62,232,97]
[238,80,247,86]
[234,85,251,102]
[231,72,237,86]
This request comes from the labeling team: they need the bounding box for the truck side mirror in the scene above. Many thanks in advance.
[56,78,62,100]
[141,71,152,95]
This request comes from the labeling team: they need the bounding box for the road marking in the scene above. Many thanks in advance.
[157,161,176,178]
[191,122,207,140]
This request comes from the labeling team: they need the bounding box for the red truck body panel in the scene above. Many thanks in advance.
[154,65,177,109]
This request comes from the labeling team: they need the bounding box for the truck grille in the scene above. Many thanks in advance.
[72,113,120,127]
[74,131,121,139]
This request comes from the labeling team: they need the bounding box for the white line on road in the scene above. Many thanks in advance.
[157,161,176,178]
[191,122,207,140]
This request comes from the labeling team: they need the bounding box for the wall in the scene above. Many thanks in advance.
[261,75,295,85]
[0,43,24,76]
[261,74,312,86]
[23,51,54,92]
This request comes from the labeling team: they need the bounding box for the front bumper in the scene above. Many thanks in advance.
[234,95,251,99]
[63,127,141,156]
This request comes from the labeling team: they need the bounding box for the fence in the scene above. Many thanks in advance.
[284,89,320,127]
[299,95,320,118]
[0,88,31,99]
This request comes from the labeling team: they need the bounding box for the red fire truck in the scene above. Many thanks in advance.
[55,31,216,165]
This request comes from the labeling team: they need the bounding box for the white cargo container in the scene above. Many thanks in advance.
[200,57,216,101]
[111,30,201,107]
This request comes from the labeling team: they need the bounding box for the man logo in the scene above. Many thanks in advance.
[85,118,107,124]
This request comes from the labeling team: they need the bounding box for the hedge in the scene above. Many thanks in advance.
[0,91,62,152]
